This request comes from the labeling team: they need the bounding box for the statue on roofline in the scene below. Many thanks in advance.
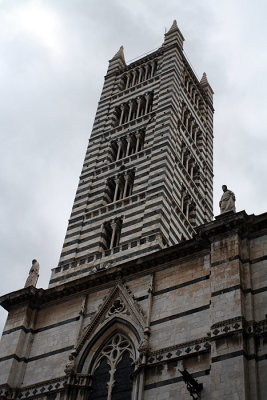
[24,259,39,288]
[219,185,236,214]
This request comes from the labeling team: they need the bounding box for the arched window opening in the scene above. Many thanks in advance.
[90,334,135,400]
[103,219,122,250]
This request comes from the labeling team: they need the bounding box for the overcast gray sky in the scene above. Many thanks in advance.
[0,0,266,332]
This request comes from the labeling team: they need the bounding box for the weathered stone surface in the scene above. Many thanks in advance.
[0,210,266,398]
[0,21,266,400]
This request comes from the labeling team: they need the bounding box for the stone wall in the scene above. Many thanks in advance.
[0,211,266,399]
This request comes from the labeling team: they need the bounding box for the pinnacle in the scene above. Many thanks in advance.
[166,20,178,34]
[111,45,125,63]
[200,72,214,94]
[200,72,209,86]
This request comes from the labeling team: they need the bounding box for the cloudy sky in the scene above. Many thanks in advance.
[0,0,266,332]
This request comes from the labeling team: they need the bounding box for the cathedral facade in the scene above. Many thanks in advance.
[0,21,266,400]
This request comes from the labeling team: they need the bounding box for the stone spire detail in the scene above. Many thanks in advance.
[107,45,126,75]
[111,46,125,63]
[200,72,209,87]
[164,20,184,49]
[167,19,178,34]
[200,72,214,96]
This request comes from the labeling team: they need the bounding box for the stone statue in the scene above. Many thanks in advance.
[64,351,76,376]
[24,259,40,288]
[219,185,236,214]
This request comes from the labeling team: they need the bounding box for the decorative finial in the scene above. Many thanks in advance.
[111,45,125,62]
[200,72,209,86]
[24,259,40,288]
[219,185,236,214]
[168,20,178,33]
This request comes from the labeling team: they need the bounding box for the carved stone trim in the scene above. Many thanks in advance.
[210,316,243,339]
[245,319,267,337]
[0,377,66,400]
[0,384,13,400]
[76,283,146,354]
[147,337,210,365]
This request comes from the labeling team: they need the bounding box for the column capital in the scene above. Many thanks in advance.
[110,221,117,230]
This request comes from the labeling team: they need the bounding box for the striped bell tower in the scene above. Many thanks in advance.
[49,20,214,288]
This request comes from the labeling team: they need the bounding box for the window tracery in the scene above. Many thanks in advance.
[90,333,135,400]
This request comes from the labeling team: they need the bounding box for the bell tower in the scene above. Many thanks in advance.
[2,21,266,400]
[49,20,214,288]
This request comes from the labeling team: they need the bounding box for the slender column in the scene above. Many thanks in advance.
[181,106,186,124]
[110,221,117,249]
[138,67,143,83]
[110,142,116,162]
[119,76,125,91]
[128,100,133,122]
[190,120,194,136]
[190,162,195,179]
[136,97,142,118]
[135,132,141,153]
[132,70,137,86]
[181,192,186,211]
[189,84,193,96]
[185,113,190,129]
[192,124,196,143]
[151,62,155,77]
[193,89,196,103]
[185,155,190,172]
[75,295,88,344]
[144,93,150,114]
[181,147,186,165]
[128,180,133,196]
[196,96,200,108]
[144,64,149,80]
[125,137,131,157]
[195,127,199,144]
[186,79,189,91]
[119,104,125,125]
[116,140,122,161]
[137,273,155,400]
[123,173,129,197]
[113,177,120,202]
[125,73,130,89]
[194,167,199,183]
[186,200,190,220]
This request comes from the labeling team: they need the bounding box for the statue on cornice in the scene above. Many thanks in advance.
[24,259,39,288]
[219,185,236,214]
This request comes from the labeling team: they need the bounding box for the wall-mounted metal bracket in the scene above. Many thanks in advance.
[179,369,203,399]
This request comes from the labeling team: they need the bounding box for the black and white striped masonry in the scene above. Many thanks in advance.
[49,20,214,287]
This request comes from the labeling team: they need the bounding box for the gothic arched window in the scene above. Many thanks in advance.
[90,333,135,400]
